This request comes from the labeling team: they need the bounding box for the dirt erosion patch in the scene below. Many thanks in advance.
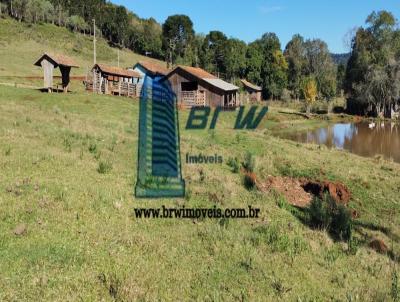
[258,176,351,208]
[369,238,388,254]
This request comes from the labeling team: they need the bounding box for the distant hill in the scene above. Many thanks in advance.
[331,53,351,65]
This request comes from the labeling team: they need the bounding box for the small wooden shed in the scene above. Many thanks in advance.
[241,79,262,102]
[86,64,142,98]
[34,53,79,93]
[163,66,240,109]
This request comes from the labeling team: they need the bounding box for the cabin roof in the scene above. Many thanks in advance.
[241,79,262,91]
[165,66,239,92]
[34,53,79,68]
[177,65,218,79]
[203,78,239,91]
[94,64,141,78]
[135,61,169,76]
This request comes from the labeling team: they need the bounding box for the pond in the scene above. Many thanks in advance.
[276,122,400,163]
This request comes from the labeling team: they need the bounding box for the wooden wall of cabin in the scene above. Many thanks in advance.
[41,59,54,90]
[166,72,225,107]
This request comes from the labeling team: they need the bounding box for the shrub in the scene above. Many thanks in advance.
[97,160,112,174]
[309,193,352,240]
[243,172,257,190]
[88,142,98,154]
[227,157,240,173]
[309,196,331,228]
[242,151,256,173]
[331,203,352,240]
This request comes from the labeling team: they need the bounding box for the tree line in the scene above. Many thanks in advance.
[345,11,400,118]
[0,1,399,116]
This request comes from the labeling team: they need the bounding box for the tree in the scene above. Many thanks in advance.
[245,42,263,86]
[223,38,247,81]
[0,1,8,16]
[336,63,346,97]
[12,0,28,21]
[255,33,288,99]
[303,77,318,114]
[304,39,337,101]
[25,0,53,23]
[67,15,87,32]
[345,10,400,117]
[200,31,227,74]
[162,15,194,66]
[284,34,307,100]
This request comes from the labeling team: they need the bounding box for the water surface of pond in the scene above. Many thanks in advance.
[277,122,400,163]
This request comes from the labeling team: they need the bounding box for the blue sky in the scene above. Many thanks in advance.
[112,0,400,53]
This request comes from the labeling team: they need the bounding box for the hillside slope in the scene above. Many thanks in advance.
[0,18,165,79]
[0,84,399,300]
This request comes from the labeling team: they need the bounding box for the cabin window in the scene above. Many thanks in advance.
[181,82,198,91]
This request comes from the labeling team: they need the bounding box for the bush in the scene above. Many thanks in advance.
[331,203,352,240]
[97,160,112,174]
[227,157,240,173]
[309,197,331,228]
[88,142,98,154]
[243,172,256,190]
[309,194,352,240]
[242,151,256,173]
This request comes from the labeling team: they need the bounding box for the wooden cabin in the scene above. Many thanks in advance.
[163,66,240,109]
[34,53,79,93]
[86,64,142,98]
[241,79,262,102]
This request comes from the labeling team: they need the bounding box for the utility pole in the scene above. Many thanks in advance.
[93,19,96,65]
[117,49,120,67]
[92,19,97,93]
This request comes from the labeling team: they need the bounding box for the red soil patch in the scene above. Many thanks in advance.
[369,238,388,254]
[258,176,313,208]
[259,176,351,208]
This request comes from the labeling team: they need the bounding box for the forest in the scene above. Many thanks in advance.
[0,0,399,117]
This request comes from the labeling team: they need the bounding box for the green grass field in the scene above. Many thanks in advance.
[0,17,399,301]
[0,85,399,301]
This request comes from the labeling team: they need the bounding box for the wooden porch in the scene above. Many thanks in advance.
[85,70,142,98]
[180,90,206,108]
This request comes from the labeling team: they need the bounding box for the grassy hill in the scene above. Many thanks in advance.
[0,17,399,301]
[0,84,399,300]
[0,18,165,88]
